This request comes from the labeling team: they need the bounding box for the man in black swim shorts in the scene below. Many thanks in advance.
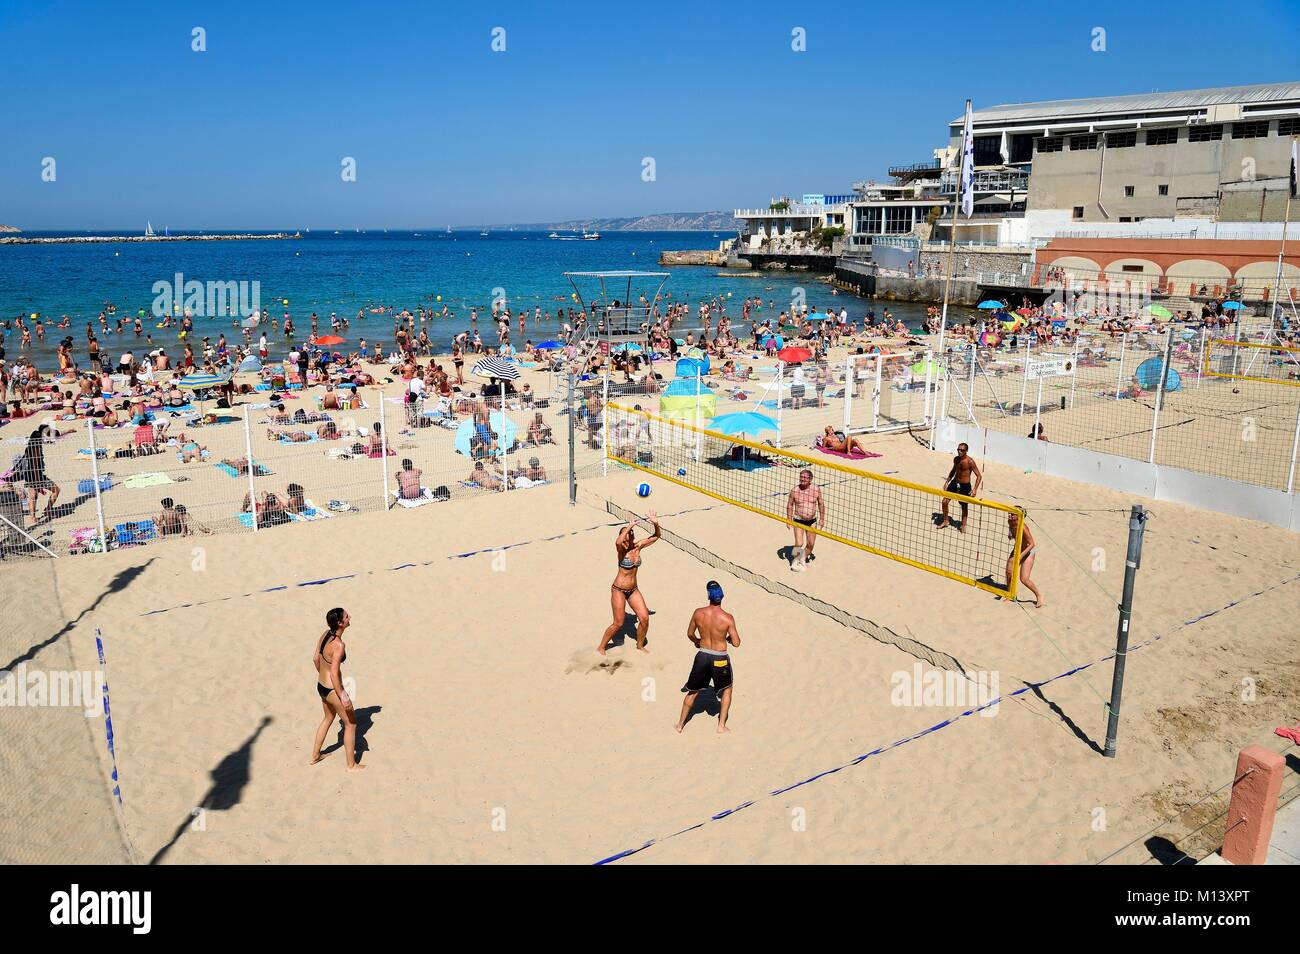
[938,442,982,533]
[676,581,742,735]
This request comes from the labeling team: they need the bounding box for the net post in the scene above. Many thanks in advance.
[242,405,259,532]
[1068,340,1079,409]
[1104,504,1148,759]
[776,361,784,448]
[694,370,702,462]
[85,418,108,554]
[567,371,577,505]
[1033,374,1044,440]
[1196,328,1207,388]
[1147,329,1175,464]
[377,387,392,509]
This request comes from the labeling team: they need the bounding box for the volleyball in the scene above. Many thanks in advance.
[636,483,652,498]
[677,468,687,477]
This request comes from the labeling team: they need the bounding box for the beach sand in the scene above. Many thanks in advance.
[5,388,1297,863]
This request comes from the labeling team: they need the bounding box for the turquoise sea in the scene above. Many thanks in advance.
[0,230,935,368]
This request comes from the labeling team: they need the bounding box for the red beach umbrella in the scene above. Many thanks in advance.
[777,346,812,364]
[314,335,345,346]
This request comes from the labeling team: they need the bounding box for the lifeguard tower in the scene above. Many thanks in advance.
[564,270,669,355]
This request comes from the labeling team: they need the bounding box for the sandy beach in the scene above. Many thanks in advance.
[4,347,1297,864]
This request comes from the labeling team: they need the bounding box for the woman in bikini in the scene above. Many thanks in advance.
[1005,512,1044,609]
[597,510,660,655]
[309,607,365,772]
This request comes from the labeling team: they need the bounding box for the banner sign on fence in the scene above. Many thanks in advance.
[1026,356,1075,380]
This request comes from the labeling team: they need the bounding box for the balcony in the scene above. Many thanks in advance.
[938,170,1030,194]
[888,160,942,182]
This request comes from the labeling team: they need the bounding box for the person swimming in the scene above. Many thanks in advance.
[597,510,660,655]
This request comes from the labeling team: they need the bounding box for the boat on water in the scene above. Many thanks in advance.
[581,229,600,240]
[548,232,559,239]
[479,227,489,236]
[144,221,155,237]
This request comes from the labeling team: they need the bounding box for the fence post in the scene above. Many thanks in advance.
[1147,329,1175,465]
[1019,338,1030,415]
[1114,333,1128,399]
[1033,374,1044,440]
[601,370,609,475]
[1286,396,1300,494]
[242,406,258,532]
[1103,504,1148,758]
[1068,340,1079,409]
[85,419,109,554]
[694,370,703,462]
[1196,328,1207,388]
[872,353,883,430]
[842,354,853,432]
[500,378,508,493]
[776,360,784,448]
[567,372,577,505]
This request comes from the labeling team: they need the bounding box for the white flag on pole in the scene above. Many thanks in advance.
[960,102,975,218]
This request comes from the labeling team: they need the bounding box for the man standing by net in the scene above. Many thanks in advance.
[676,581,741,735]
[938,442,982,533]
[786,469,825,571]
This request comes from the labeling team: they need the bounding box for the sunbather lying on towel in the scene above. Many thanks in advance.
[818,425,867,456]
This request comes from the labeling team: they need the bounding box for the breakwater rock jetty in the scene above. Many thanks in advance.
[1,232,297,245]
[658,249,726,266]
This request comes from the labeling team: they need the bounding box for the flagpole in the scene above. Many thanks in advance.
[1268,136,1297,340]
[936,99,972,365]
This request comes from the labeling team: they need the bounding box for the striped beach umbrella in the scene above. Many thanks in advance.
[471,357,520,380]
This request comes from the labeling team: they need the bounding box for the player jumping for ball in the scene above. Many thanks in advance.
[597,510,660,655]
[675,581,741,734]
[786,469,825,571]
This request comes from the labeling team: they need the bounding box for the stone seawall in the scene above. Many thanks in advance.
[1,233,296,245]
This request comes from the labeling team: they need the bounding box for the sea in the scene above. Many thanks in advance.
[0,229,948,369]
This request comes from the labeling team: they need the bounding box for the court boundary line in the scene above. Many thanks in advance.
[589,511,1300,864]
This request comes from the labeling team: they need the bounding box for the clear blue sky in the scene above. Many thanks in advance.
[2,0,1298,230]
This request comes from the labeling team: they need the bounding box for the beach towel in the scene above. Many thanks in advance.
[291,500,333,521]
[113,520,157,546]
[392,486,442,508]
[277,433,320,445]
[216,461,272,478]
[367,446,396,458]
[1275,725,1300,745]
[815,445,882,461]
[77,448,109,458]
[237,511,255,529]
[77,476,114,494]
[121,472,174,489]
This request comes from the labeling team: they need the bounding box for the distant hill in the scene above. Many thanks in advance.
[495,211,741,232]
[0,225,20,233]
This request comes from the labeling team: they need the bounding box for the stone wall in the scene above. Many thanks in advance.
[918,247,1031,279]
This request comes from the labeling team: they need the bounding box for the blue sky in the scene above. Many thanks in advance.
[2,0,1298,230]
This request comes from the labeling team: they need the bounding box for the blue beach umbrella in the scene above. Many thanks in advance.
[454,413,518,457]
[1221,301,1244,311]
[977,300,1003,309]
[710,411,779,438]
[176,372,230,390]
[535,340,563,350]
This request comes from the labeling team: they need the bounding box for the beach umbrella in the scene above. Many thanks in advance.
[978,300,1003,309]
[535,340,563,350]
[613,342,642,353]
[710,411,778,438]
[777,346,812,364]
[314,335,345,346]
[471,356,520,380]
[1221,301,1244,311]
[979,331,1001,347]
[759,335,785,350]
[176,371,231,414]
[454,413,518,457]
[1147,304,1173,319]
[1016,307,1034,316]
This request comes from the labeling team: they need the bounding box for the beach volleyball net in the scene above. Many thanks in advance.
[604,401,1025,598]
[842,350,934,435]
[1203,338,1300,388]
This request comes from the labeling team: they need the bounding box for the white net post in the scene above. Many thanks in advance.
[871,353,883,429]
[1196,328,1208,388]
[1033,374,1044,439]
[1068,341,1079,409]
[501,378,508,493]
[842,355,853,431]
[85,418,108,553]
[601,371,609,475]
[378,385,391,507]
[923,348,935,426]
[694,370,702,462]
[242,405,259,532]
[1147,329,1174,464]
[776,361,784,448]
[1288,398,1300,494]
[1019,338,1030,415]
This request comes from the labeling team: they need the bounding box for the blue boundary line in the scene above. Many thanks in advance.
[592,572,1300,865]
[94,627,123,804]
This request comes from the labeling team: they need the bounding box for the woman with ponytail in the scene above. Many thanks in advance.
[309,607,365,772]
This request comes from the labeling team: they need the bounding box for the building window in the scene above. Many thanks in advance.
[1123,185,1135,197]
[1189,123,1223,142]
[884,206,912,234]
[1231,121,1270,139]
[1036,136,1063,153]
[1107,131,1137,148]
[1121,265,1144,272]
[1072,206,1085,220]
[973,135,1002,166]
[1009,134,1034,164]
[858,207,882,234]
[1158,184,1169,196]
[1145,127,1178,146]
[1069,134,1099,151]
[1278,118,1300,137]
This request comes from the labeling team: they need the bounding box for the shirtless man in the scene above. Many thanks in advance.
[785,469,825,572]
[675,581,741,735]
[938,442,982,533]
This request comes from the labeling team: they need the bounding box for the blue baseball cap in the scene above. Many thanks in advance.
[706,581,724,604]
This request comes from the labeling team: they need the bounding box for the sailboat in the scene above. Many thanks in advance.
[479,226,489,236]
[144,221,155,237]
[446,225,453,234]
